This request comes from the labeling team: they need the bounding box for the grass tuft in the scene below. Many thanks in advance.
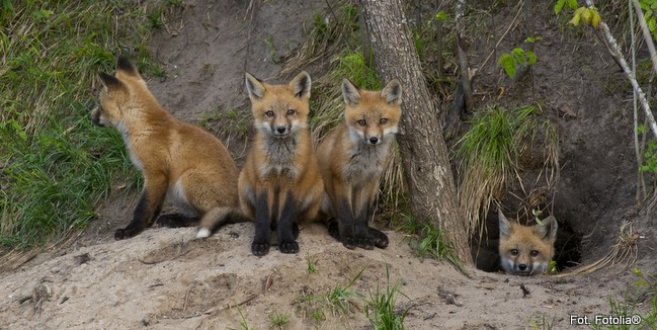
[306,254,317,274]
[366,266,407,330]
[325,268,364,316]
[0,1,175,252]
[456,105,559,238]
[269,312,290,329]
[396,213,466,274]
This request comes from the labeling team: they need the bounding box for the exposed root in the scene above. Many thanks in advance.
[553,221,640,277]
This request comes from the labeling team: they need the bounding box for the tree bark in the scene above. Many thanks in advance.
[360,0,471,263]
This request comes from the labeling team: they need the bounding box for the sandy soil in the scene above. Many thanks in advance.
[0,223,646,330]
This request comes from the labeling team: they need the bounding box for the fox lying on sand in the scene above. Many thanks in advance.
[498,209,558,276]
[92,56,239,240]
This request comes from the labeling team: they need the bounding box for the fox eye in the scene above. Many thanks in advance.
[530,250,539,257]
[265,110,275,118]
[510,249,519,256]
[287,109,296,116]
[357,119,367,126]
[380,118,388,124]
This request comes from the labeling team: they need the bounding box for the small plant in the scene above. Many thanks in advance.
[326,268,364,316]
[294,292,326,327]
[554,0,578,15]
[640,140,657,174]
[238,308,252,330]
[498,46,537,79]
[555,1,601,29]
[640,0,657,40]
[269,312,290,329]
[306,254,317,274]
[588,269,657,330]
[528,314,554,330]
[366,266,407,330]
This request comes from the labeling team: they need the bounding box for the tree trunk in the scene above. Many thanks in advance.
[360,0,471,264]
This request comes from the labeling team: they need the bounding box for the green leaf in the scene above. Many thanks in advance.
[435,10,448,22]
[554,0,566,15]
[637,124,647,135]
[511,48,526,64]
[498,54,517,78]
[650,18,657,33]
[526,50,538,65]
[566,0,578,9]
[524,36,542,43]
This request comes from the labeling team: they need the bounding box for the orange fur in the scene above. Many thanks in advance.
[498,210,558,276]
[316,79,402,249]
[237,71,324,256]
[92,57,239,240]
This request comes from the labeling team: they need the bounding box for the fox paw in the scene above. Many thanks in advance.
[342,236,375,250]
[368,228,389,249]
[279,241,299,254]
[353,236,375,250]
[114,225,143,240]
[251,242,270,256]
[327,220,340,241]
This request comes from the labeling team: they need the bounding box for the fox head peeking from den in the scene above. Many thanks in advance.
[498,209,558,276]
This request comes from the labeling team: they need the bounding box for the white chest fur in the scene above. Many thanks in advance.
[342,139,391,185]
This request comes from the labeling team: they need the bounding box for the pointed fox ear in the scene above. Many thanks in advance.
[289,71,311,99]
[245,72,266,100]
[498,209,512,240]
[98,72,123,89]
[381,79,402,105]
[116,56,139,76]
[341,79,360,106]
[534,215,558,243]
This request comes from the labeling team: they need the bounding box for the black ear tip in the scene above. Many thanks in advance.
[117,56,136,73]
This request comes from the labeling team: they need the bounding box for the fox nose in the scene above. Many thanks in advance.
[368,136,379,144]
[518,264,528,271]
[276,126,287,134]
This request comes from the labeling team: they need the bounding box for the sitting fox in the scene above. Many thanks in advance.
[92,57,239,240]
[316,79,402,250]
[207,71,324,256]
[498,209,558,276]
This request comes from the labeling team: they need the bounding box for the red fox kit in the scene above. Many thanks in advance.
[92,57,239,240]
[316,79,402,249]
[226,71,324,256]
[498,209,558,275]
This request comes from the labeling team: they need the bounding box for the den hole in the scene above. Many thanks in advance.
[471,208,583,274]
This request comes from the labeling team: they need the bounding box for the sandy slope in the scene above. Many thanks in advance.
[0,222,637,330]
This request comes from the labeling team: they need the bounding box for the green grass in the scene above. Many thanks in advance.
[294,292,326,328]
[366,267,407,330]
[527,314,554,330]
[457,105,559,237]
[396,213,465,274]
[269,312,290,329]
[588,268,657,330]
[237,308,253,330]
[0,0,177,252]
[325,268,364,316]
[306,254,317,274]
